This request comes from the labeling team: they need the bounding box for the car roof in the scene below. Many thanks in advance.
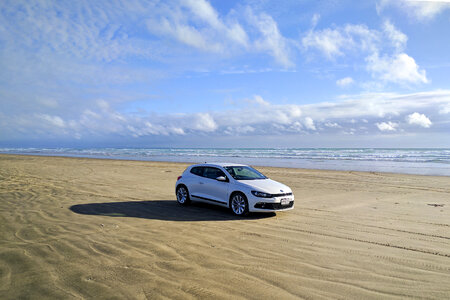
[191,162,248,168]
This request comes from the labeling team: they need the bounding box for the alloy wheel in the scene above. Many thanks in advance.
[176,187,188,204]
[231,194,247,215]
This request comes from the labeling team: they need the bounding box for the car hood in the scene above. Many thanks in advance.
[237,178,292,194]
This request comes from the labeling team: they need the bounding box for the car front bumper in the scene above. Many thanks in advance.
[248,194,295,212]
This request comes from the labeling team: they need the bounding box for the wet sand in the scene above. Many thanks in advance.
[0,154,449,299]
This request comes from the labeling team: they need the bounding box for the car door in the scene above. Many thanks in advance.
[201,167,229,205]
[187,166,206,199]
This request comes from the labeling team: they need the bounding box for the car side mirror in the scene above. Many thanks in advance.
[216,176,227,182]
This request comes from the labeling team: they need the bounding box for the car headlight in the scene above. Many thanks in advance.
[251,191,272,198]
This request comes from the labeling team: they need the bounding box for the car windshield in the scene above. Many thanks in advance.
[224,166,267,180]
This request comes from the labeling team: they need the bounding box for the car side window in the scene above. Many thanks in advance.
[203,167,226,180]
[190,167,204,177]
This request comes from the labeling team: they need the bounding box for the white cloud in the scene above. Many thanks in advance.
[216,96,303,128]
[184,0,222,28]
[336,77,354,87]
[288,105,302,118]
[224,125,255,135]
[247,95,270,106]
[303,20,428,86]
[192,113,218,132]
[304,117,316,130]
[302,27,347,59]
[406,112,432,127]
[366,52,428,84]
[245,8,293,67]
[184,0,248,46]
[38,114,66,128]
[171,127,186,135]
[379,0,450,21]
[376,121,398,131]
[127,121,186,137]
[145,2,293,67]
[153,17,222,52]
[289,121,303,132]
[383,20,407,51]
[324,122,341,128]
[302,24,379,60]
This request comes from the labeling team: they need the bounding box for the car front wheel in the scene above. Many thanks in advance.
[230,193,249,216]
[176,185,190,205]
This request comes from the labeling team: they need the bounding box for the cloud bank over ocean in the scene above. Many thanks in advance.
[1,91,449,143]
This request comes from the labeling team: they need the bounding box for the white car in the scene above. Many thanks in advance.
[175,163,294,216]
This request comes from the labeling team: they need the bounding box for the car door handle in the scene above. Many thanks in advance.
[199,182,204,184]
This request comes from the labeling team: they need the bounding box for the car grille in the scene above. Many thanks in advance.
[254,201,294,210]
[271,192,292,197]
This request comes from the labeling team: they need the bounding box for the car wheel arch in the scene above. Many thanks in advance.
[176,183,188,190]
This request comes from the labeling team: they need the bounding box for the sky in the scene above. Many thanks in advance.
[1,0,450,148]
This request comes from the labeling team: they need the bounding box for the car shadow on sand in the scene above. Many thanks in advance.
[70,200,276,221]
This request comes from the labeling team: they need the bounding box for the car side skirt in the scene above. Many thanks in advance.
[191,194,228,205]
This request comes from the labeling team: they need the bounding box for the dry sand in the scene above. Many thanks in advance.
[0,154,449,299]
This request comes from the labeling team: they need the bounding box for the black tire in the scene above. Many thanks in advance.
[229,192,249,216]
[176,185,191,205]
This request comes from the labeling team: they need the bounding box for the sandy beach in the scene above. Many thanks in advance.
[0,154,449,299]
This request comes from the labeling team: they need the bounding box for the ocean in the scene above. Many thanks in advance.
[1,148,449,176]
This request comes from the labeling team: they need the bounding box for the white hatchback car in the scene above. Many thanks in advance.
[175,163,294,216]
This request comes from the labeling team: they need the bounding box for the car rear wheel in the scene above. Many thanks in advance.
[176,185,190,205]
[230,193,249,216]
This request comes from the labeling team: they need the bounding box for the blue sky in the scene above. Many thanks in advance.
[1,0,450,148]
